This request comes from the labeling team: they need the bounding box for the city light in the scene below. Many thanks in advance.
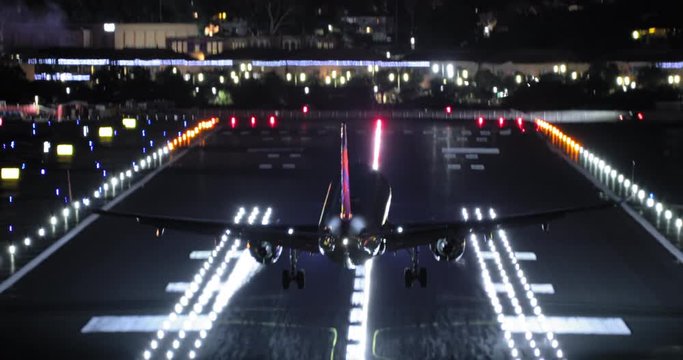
[103,23,116,32]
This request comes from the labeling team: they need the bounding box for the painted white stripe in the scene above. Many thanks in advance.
[189,250,211,260]
[240,131,249,135]
[480,130,491,136]
[289,153,301,158]
[282,164,296,169]
[447,164,462,170]
[465,154,479,160]
[258,164,273,169]
[282,136,292,141]
[479,251,537,261]
[462,130,473,136]
[279,130,289,135]
[476,137,488,143]
[0,143,199,294]
[403,129,413,135]
[422,130,433,135]
[301,136,311,141]
[456,136,468,142]
[444,154,457,160]
[165,282,192,293]
[260,130,270,135]
[441,147,500,155]
[267,153,280,158]
[502,316,631,335]
[470,164,485,171]
[263,137,274,141]
[500,129,512,136]
[493,283,555,294]
[81,315,211,333]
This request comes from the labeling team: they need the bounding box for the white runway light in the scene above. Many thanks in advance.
[346,259,374,360]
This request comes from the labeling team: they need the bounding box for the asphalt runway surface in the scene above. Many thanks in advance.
[1,117,682,359]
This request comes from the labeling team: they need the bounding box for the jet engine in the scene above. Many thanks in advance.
[430,237,466,262]
[248,240,282,264]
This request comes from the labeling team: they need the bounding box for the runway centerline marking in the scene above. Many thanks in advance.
[447,164,462,171]
[502,316,631,335]
[480,251,537,261]
[465,154,479,160]
[282,164,296,169]
[470,164,485,171]
[493,283,555,294]
[258,164,273,169]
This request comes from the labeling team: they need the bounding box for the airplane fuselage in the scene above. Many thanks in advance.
[317,165,392,268]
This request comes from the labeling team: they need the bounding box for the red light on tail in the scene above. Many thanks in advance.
[269,115,276,127]
[250,116,256,128]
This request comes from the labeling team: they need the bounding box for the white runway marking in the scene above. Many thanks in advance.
[462,130,472,136]
[422,130,434,135]
[447,164,462,170]
[282,136,292,141]
[240,131,249,135]
[493,283,555,294]
[441,147,500,155]
[444,154,457,160]
[479,251,537,261]
[403,129,413,135]
[470,164,485,171]
[247,147,302,153]
[258,164,273,169]
[502,316,631,335]
[465,154,479,160]
[267,154,280,158]
[263,137,274,141]
[282,164,296,169]
[476,137,488,143]
[301,136,311,141]
[260,130,269,135]
[82,315,211,333]
[480,130,491,136]
[500,129,512,136]
[289,153,301,158]
[189,251,211,260]
[456,136,468,142]
[279,130,289,135]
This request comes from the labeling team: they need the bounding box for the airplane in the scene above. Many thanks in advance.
[97,120,614,289]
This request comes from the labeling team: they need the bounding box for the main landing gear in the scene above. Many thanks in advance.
[404,247,427,288]
[282,249,305,289]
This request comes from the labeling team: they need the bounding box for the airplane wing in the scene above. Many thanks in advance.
[95,210,321,252]
[381,202,615,251]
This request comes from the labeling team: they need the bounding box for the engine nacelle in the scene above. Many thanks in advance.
[430,237,466,262]
[248,240,282,264]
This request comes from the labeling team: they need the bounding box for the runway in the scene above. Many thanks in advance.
[1,116,682,359]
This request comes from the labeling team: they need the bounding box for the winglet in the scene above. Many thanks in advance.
[340,122,352,220]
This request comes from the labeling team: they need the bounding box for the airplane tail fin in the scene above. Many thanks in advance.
[340,122,352,220]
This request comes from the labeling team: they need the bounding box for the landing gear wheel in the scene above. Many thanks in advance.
[418,267,427,288]
[282,270,290,290]
[404,268,414,288]
[295,270,305,289]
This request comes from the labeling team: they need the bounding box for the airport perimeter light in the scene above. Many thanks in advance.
[104,23,116,32]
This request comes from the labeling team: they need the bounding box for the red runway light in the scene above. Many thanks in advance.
[445,106,452,114]
[269,115,276,127]
[516,117,524,128]
[250,116,256,128]
[618,114,624,121]
[498,116,505,128]
[230,116,237,128]
[636,112,644,121]
[477,116,485,128]
[302,105,309,114]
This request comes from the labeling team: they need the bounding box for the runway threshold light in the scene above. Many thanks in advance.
[250,116,256,128]
[230,116,237,128]
[636,112,645,121]
[445,106,452,114]
[498,116,505,128]
[477,116,485,128]
[269,115,277,128]
[302,105,309,114]
[516,117,524,128]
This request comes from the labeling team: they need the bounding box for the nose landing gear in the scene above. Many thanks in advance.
[404,247,427,288]
[282,249,305,289]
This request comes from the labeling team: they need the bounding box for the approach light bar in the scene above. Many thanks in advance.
[56,144,74,156]
[26,58,429,68]
[1,167,20,180]
[122,118,137,129]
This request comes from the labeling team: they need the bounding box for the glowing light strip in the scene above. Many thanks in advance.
[345,259,374,360]
[145,208,266,360]
[371,119,382,171]
[27,58,429,68]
